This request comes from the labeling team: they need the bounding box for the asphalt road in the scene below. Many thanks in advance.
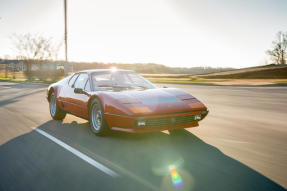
[0,81,286,191]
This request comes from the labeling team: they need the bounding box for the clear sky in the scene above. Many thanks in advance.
[0,0,287,68]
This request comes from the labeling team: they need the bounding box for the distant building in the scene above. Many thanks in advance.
[0,60,65,71]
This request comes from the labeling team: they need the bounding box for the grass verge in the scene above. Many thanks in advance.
[0,77,56,84]
[1,77,287,86]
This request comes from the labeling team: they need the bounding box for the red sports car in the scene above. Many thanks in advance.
[47,69,208,135]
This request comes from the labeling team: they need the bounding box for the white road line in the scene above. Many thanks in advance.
[34,128,118,177]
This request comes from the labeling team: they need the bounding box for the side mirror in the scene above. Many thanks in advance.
[163,86,168,88]
[74,88,85,94]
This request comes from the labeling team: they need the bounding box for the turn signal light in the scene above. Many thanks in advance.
[194,115,201,120]
[137,121,146,126]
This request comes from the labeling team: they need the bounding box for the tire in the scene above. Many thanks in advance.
[49,91,66,120]
[89,98,109,136]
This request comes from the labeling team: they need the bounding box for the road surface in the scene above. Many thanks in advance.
[0,81,286,191]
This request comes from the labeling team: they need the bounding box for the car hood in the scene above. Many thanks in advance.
[98,88,207,115]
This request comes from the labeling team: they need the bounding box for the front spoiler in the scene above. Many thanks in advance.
[104,110,207,133]
[110,122,199,133]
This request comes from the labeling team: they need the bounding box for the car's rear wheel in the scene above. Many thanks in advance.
[89,98,109,136]
[49,91,66,120]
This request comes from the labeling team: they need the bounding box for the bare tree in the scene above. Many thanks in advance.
[10,33,63,80]
[10,33,62,60]
[266,31,287,65]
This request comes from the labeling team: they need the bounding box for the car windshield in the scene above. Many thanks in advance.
[91,71,156,90]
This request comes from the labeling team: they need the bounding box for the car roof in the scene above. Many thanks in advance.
[78,69,134,74]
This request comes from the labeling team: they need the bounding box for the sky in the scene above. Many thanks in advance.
[0,0,287,68]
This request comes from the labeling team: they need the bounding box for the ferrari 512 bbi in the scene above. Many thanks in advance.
[47,69,208,135]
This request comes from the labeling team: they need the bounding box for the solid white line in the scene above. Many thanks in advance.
[34,128,118,177]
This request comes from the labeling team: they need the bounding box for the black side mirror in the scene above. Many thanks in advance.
[74,88,85,94]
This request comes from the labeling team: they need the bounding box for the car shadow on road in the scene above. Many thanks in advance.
[0,120,286,191]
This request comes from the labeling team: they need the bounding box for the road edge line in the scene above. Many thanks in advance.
[34,128,118,177]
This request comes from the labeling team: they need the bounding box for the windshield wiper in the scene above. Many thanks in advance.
[131,85,148,89]
[98,85,130,89]
[98,84,148,90]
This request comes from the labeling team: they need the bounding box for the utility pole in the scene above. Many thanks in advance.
[64,0,67,62]
[64,0,72,75]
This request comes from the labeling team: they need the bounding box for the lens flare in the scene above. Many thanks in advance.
[111,67,117,72]
[169,165,183,189]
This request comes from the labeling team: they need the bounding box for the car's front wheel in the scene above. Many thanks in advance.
[49,91,66,120]
[89,98,109,136]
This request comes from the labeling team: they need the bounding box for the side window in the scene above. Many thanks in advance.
[74,73,88,89]
[84,80,91,91]
[68,74,79,87]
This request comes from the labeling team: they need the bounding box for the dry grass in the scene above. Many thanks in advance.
[1,70,286,86]
[147,75,287,85]
[0,71,26,79]
[198,64,287,79]
[147,76,228,84]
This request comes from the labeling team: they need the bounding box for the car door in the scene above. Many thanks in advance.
[70,73,90,117]
[60,73,79,112]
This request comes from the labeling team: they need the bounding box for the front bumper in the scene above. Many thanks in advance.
[104,110,208,133]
